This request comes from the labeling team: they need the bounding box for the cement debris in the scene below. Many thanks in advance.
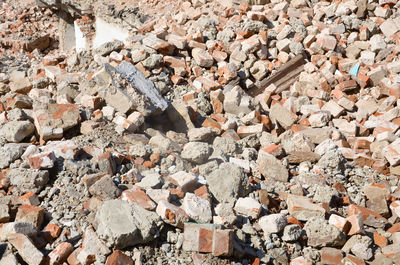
[1,0,400,264]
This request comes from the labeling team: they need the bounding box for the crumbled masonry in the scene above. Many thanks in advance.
[1,0,400,264]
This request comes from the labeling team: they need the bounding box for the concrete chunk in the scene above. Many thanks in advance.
[1,121,35,143]
[257,150,288,182]
[96,199,161,249]
[206,162,251,203]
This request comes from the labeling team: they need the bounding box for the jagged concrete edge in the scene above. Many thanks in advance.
[114,61,169,112]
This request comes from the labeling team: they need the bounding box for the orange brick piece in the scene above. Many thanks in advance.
[105,250,134,265]
[48,242,74,265]
[15,204,45,229]
[321,247,343,265]
[44,223,62,240]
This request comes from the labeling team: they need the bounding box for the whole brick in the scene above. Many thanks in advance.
[212,229,234,257]
[182,223,233,257]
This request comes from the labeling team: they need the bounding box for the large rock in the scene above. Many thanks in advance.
[1,121,35,143]
[281,132,314,154]
[259,214,287,234]
[94,40,124,56]
[8,168,49,195]
[96,200,162,249]
[206,162,251,203]
[317,148,346,174]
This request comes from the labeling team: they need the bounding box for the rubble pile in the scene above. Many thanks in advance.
[0,0,57,52]
[1,0,400,264]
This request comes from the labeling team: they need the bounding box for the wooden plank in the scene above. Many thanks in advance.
[248,52,308,97]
